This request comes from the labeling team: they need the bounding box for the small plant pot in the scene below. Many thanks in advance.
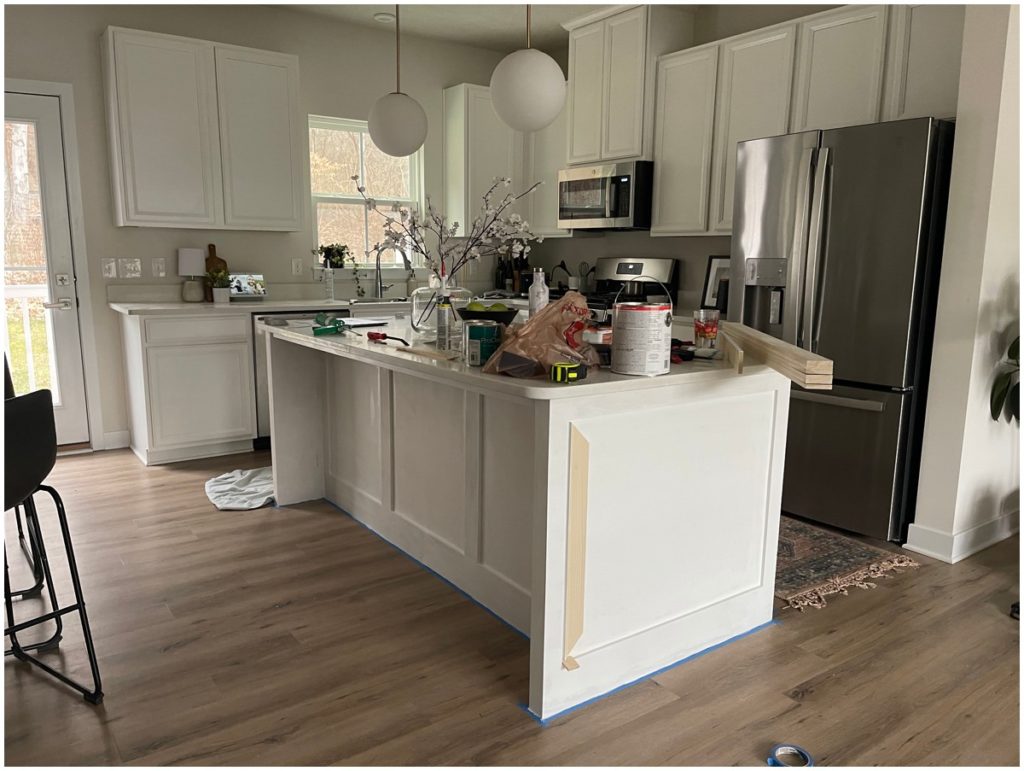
[212,287,231,304]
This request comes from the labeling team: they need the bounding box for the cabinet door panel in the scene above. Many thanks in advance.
[709,26,796,233]
[883,5,964,121]
[601,6,647,160]
[567,23,605,164]
[791,6,888,131]
[216,47,304,230]
[146,342,256,448]
[109,30,222,226]
[467,86,521,218]
[652,46,718,235]
[526,105,571,237]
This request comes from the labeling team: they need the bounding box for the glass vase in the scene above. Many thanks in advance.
[410,277,471,336]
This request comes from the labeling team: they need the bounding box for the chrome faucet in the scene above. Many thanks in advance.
[373,247,395,299]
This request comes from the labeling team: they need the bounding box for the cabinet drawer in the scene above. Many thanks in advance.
[144,314,250,345]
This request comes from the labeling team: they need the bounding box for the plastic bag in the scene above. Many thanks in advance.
[483,291,600,377]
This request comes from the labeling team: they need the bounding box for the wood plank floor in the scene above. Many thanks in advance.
[4,449,1019,765]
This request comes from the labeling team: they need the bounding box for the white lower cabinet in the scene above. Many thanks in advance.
[709,24,796,234]
[120,314,256,465]
[651,44,718,235]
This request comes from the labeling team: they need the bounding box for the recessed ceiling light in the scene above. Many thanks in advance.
[374,12,396,23]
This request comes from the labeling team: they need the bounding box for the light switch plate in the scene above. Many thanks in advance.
[152,257,166,278]
[292,258,305,276]
[118,258,142,279]
[101,258,117,279]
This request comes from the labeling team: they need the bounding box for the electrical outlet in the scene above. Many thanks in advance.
[292,258,305,277]
[101,258,118,279]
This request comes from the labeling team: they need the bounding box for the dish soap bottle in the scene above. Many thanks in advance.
[529,268,549,317]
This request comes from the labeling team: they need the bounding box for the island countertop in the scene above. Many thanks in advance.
[258,318,768,401]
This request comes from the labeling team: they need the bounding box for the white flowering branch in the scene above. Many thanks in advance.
[352,175,544,285]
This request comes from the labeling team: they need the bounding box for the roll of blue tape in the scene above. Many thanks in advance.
[767,744,814,767]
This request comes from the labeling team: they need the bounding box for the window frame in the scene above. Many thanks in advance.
[308,114,425,271]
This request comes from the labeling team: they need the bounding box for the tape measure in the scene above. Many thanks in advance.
[766,744,814,767]
[550,361,588,383]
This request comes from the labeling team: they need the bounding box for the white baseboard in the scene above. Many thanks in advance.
[99,430,131,450]
[905,510,1020,564]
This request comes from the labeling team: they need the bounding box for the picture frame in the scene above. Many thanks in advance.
[701,256,731,310]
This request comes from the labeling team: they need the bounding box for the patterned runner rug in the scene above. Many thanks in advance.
[776,515,919,610]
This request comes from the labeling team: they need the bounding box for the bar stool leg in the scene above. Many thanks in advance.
[14,497,63,651]
[10,496,46,599]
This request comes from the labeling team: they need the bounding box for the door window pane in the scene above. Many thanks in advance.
[4,120,58,399]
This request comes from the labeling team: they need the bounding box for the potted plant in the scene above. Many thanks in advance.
[990,336,1019,422]
[207,268,231,304]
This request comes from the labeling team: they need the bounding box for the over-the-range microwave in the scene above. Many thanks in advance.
[556,160,653,230]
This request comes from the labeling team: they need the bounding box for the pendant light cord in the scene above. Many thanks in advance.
[526,4,532,49]
[395,4,401,93]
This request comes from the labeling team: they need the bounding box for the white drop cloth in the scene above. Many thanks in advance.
[205,466,275,510]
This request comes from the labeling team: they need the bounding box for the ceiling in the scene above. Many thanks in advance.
[291,5,637,54]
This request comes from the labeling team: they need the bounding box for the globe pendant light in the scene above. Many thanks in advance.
[490,5,567,132]
[368,5,428,157]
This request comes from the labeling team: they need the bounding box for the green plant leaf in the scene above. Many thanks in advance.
[991,370,1013,420]
[1011,382,1019,422]
[1010,336,1020,364]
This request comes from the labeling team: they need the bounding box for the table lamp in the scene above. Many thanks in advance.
[178,248,206,302]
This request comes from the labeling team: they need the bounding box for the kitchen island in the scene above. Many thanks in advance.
[262,319,791,720]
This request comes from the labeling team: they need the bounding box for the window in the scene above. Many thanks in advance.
[308,115,422,267]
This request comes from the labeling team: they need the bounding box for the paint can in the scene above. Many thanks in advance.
[463,319,501,366]
[610,301,673,376]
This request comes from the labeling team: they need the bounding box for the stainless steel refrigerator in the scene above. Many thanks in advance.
[728,118,954,542]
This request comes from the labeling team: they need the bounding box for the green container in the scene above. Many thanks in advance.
[463,320,501,366]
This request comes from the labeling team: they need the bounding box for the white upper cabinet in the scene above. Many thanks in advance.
[791,6,889,132]
[215,47,304,230]
[525,105,571,238]
[443,84,524,237]
[601,7,648,160]
[567,23,605,164]
[104,29,223,227]
[651,45,718,236]
[565,5,693,165]
[883,5,965,121]
[103,27,305,231]
[709,25,796,234]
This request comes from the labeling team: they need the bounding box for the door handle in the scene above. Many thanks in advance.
[43,298,73,311]
[802,147,830,351]
[785,147,816,347]
[792,390,884,412]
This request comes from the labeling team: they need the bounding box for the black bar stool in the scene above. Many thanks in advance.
[4,388,103,704]
[4,358,44,599]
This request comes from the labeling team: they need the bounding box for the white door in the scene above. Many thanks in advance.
[567,22,605,164]
[709,25,796,233]
[790,6,888,132]
[4,92,90,444]
[601,6,647,160]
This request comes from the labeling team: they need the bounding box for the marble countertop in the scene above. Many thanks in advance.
[109,299,410,316]
[259,317,768,401]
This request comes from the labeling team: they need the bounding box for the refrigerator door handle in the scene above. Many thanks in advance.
[802,147,830,351]
[792,390,885,413]
[784,147,816,347]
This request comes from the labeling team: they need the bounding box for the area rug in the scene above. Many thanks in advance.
[775,516,918,610]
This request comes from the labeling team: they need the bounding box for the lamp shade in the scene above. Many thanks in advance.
[177,248,205,277]
[489,48,566,132]
[368,92,428,157]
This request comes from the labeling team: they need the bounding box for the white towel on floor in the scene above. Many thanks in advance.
[205,467,275,510]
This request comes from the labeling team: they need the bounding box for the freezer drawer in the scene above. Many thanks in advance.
[782,384,911,540]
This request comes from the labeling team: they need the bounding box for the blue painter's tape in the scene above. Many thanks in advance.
[323,499,529,641]
[767,743,814,766]
[519,618,781,726]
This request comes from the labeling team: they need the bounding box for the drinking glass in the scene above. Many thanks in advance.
[693,309,721,349]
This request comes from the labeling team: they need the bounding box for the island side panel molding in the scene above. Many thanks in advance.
[267,333,325,505]
[323,362,531,633]
[529,369,790,720]
[563,424,590,670]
